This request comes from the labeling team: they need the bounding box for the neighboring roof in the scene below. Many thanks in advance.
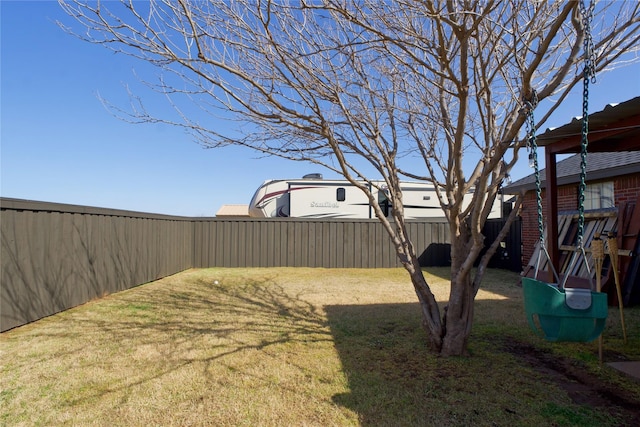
[216,204,250,217]
[503,151,640,194]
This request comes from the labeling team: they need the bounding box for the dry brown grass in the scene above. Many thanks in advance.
[1,267,638,426]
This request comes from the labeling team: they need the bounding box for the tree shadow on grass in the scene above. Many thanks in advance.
[3,274,334,411]
[325,300,639,427]
[326,302,547,426]
[326,302,458,426]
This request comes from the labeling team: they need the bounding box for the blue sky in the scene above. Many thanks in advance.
[2,1,639,217]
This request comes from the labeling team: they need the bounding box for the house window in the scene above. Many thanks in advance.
[336,187,346,202]
[583,181,614,210]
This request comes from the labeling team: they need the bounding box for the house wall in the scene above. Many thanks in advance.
[616,172,640,206]
[521,182,583,265]
[520,172,640,267]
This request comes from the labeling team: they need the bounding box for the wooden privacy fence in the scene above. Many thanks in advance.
[192,217,451,269]
[1,199,194,332]
[1,198,520,331]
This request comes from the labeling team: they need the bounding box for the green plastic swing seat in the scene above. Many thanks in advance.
[522,277,608,342]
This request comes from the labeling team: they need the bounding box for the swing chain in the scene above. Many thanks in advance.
[579,0,597,84]
[522,91,544,244]
[577,0,596,250]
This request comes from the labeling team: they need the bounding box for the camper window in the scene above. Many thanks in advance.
[378,191,390,216]
[337,188,346,202]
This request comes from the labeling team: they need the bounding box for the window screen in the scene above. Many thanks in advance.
[583,181,614,210]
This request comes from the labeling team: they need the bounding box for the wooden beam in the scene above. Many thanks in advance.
[544,115,640,154]
[545,150,560,283]
[559,245,633,257]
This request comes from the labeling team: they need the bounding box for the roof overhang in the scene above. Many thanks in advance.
[536,96,640,154]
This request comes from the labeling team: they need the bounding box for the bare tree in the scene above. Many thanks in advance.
[59,0,640,356]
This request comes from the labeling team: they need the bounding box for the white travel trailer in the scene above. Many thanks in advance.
[248,174,502,219]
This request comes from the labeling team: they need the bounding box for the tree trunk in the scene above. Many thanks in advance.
[393,214,481,356]
[441,270,475,356]
[406,262,443,352]
[440,221,480,356]
[404,250,475,356]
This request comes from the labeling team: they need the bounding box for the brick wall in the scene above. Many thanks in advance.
[520,187,579,266]
[520,173,640,267]
[615,172,640,206]
[521,191,542,266]
[557,185,578,211]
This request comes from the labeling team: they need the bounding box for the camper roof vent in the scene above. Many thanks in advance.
[302,173,323,179]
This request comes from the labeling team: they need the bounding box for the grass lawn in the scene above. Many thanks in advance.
[1,267,639,426]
